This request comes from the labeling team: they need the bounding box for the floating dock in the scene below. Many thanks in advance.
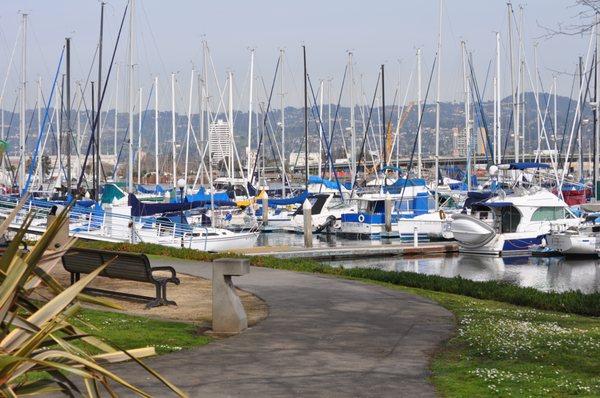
[231,242,459,260]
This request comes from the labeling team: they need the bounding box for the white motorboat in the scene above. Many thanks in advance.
[450,188,580,255]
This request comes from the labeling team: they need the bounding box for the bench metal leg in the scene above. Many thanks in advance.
[145,282,177,309]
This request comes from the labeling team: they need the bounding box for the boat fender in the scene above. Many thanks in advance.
[439,209,446,220]
[358,214,365,223]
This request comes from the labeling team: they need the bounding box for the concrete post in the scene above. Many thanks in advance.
[212,258,250,334]
[303,198,313,248]
[384,193,392,233]
[261,192,269,225]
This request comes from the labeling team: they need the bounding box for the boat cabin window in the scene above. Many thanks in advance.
[499,206,521,233]
[368,201,385,213]
[530,206,566,222]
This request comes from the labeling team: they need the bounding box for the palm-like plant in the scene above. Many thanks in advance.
[0,197,187,397]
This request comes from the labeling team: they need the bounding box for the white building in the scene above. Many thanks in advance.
[209,119,233,164]
[289,152,321,167]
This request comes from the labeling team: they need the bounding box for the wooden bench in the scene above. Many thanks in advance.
[61,247,180,308]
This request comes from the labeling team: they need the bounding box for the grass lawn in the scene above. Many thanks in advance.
[77,241,600,396]
[383,284,600,397]
[72,307,211,355]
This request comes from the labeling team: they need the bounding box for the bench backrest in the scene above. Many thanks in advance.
[62,247,153,283]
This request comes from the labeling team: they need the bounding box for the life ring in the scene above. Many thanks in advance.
[358,214,365,223]
[439,209,446,220]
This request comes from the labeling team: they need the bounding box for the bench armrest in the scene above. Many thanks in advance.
[151,266,178,280]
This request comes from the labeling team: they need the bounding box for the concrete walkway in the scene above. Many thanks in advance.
[112,257,455,397]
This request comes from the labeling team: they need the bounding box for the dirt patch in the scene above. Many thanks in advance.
[44,267,268,327]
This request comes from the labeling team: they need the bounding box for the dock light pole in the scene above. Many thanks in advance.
[177,178,186,248]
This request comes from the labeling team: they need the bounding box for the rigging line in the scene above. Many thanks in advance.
[396,55,437,209]
[384,85,400,165]
[132,82,154,171]
[480,58,493,101]
[307,74,344,199]
[564,54,595,177]
[3,95,19,183]
[23,46,65,194]
[77,0,129,190]
[559,64,579,157]
[350,70,381,198]
[250,55,280,186]
[467,52,494,162]
[73,43,99,113]
[0,23,21,105]
[327,65,348,158]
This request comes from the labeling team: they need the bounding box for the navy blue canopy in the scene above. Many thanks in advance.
[128,193,236,217]
[505,162,550,170]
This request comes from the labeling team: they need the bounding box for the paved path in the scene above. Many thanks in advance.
[112,257,455,397]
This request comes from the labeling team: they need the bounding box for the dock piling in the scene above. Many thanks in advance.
[303,198,313,248]
[261,192,269,225]
[384,193,392,233]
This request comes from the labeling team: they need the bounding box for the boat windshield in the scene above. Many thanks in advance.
[499,206,521,233]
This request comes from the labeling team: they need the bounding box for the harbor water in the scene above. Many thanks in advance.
[257,233,600,293]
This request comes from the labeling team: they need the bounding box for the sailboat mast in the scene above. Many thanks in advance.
[280,49,286,196]
[171,72,176,188]
[137,87,142,185]
[228,71,234,179]
[303,45,308,190]
[595,21,599,197]
[97,1,104,196]
[247,49,254,183]
[127,0,134,193]
[434,0,443,210]
[19,13,27,192]
[534,42,540,158]
[318,79,323,177]
[462,41,471,191]
[579,56,584,180]
[417,48,422,178]
[155,76,159,186]
[381,64,386,169]
[496,32,502,164]
[65,38,71,190]
[508,2,518,162]
[114,64,119,160]
[184,70,194,184]
[349,52,356,184]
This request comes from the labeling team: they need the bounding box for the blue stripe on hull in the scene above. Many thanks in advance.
[501,236,544,252]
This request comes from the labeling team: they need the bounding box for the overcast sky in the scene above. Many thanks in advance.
[0,0,595,111]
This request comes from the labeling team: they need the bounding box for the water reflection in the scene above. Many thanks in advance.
[326,254,600,293]
[256,232,600,293]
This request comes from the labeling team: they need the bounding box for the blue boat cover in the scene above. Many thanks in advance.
[308,176,345,190]
[383,178,426,193]
[129,193,236,217]
[506,162,550,170]
[267,190,309,206]
[137,185,166,194]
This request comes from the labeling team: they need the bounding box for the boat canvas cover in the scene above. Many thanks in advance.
[268,190,309,206]
[383,178,426,194]
[129,193,235,217]
[308,176,346,191]
[101,183,126,204]
[503,162,550,170]
[137,185,166,194]
[183,187,230,203]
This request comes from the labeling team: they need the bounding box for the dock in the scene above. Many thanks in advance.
[230,242,459,260]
